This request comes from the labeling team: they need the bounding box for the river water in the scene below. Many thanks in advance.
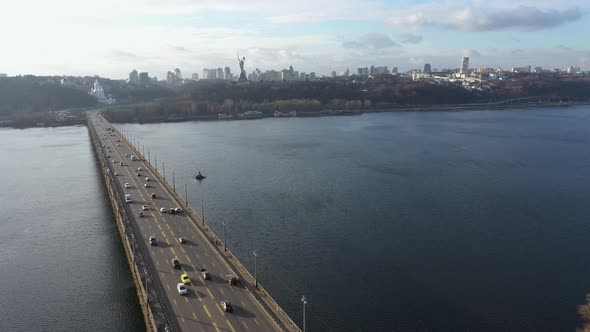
[0,126,144,331]
[118,106,590,331]
[3,106,590,331]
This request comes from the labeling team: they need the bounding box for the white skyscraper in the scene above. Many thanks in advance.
[460,57,470,75]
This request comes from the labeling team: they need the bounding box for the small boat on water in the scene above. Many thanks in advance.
[196,172,206,180]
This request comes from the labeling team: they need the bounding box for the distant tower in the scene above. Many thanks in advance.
[217,68,223,80]
[129,70,139,84]
[460,57,469,75]
[139,72,149,84]
[224,67,231,80]
[174,68,182,80]
[166,71,176,84]
[423,63,432,74]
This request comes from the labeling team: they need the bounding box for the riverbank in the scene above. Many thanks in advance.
[101,100,589,125]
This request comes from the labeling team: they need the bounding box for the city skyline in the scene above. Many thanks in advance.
[1,0,589,79]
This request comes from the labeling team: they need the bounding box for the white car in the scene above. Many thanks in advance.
[124,183,130,189]
[145,177,150,181]
[144,183,149,188]
[114,172,118,176]
[177,283,187,295]
[125,153,129,157]
[137,167,143,171]
[142,205,148,211]
[160,207,167,213]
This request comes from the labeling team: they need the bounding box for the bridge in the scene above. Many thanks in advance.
[87,113,301,332]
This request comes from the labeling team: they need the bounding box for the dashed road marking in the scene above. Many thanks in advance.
[203,305,211,318]
[207,288,215,300]
[226,319,236,332]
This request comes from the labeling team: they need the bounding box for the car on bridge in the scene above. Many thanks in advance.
[151,193,157,198]
[177,283,187,295]
[125,183,130,188]
[225,275,238,285]
[181,273,190,284]
[149,236,158,246]
[200,269,210,280]
[220,301,233,313]
[178,237,186,244]
[144,183,149,188]
[125,194,132,203]
[138,212,144,217]
[137,167,142,171]
[145,177,150,181]
[142,205,148,211]
[173,207,183,213]
[172,258,181,269]
[160,207,167,213]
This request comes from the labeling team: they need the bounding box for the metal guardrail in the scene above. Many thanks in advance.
[109,116,302,332]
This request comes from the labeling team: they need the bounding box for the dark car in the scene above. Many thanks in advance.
[225,274,238,285]
[172,258,181,269]
[220,301,233,312]
[200,269,210,280]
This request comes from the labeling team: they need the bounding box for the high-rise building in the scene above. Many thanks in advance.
[166,71,176,84]
[0,73,7,78]
[331,71,337,78]
[357,67,369,76]
[203,69,209,80]
[224,67,231,80]
[460,57,469,75]
[129,70,139,84]
[391,67,398,74]
[310,72,316,79]
[343,68,350,76]
[217,68,223,80]
[191,73,199,80]
[139,72,149,84]
[174,68,182,80]
[423,63,432,74]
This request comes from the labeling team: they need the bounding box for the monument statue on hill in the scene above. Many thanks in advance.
[237,54,248,82]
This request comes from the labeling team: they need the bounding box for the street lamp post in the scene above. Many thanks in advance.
[253,251,258,288]
[185,184,188,207]
[155,155,157,171]
[172,172,175,192]
[163,162,165,180]
[201,198,205,225]
[222,222,227,251]
[301,295,307,332]
[148,149,150,165]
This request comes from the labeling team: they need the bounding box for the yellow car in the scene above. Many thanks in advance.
[181,273,190,284]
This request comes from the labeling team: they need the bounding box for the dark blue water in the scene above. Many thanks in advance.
[118,106,590,331]
[0,126,144,332]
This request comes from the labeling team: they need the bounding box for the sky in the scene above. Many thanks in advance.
[1,0,589,79]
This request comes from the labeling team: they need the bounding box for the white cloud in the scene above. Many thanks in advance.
[388,5,584,31]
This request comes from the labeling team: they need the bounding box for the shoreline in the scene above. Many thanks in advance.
[104,100,590,125]
[2,101,589,129]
